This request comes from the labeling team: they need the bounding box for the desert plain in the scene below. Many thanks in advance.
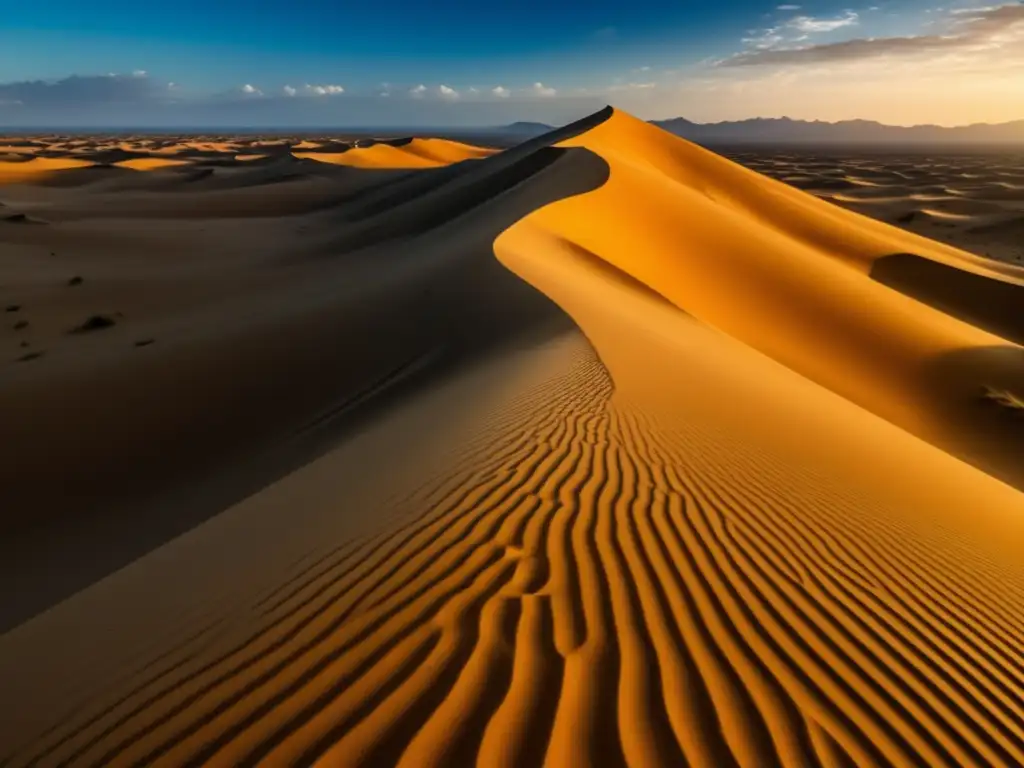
[1,108,1024,767]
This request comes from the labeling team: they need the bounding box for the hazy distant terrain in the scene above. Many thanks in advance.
[476,116,1024,147]
[653,116,1024,145]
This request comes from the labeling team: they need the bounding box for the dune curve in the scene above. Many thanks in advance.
[0,108,1022,768]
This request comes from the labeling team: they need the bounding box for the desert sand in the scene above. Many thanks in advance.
[1,109,1023,767]
[730,147,1024,264]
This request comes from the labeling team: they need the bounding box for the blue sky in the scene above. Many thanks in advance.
[0,0,1021,127]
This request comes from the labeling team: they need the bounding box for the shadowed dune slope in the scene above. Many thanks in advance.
[0,109,611,632]
[1,108,1024,768]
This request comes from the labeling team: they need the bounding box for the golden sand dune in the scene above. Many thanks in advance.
[295,138,497,169]
[113,157,193,171]
[0,156,95,182]
[1,109,1023,768]
[735,149,1024,263]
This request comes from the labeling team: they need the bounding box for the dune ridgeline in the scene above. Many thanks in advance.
[2,108,1024,768]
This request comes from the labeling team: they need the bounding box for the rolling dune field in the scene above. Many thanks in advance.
[729,147,1024,264]
[1,110,1023,767]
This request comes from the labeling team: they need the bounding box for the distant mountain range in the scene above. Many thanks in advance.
[651,116,1024,145]
[500,116,1024,145]
[499,121,558,136]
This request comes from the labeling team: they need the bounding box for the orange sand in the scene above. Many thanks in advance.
[295,138,497,169]
[0,156,94,182]
[113,157,192,171]
[1,109,1023,768]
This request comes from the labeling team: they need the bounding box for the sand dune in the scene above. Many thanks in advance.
[1,109,1023,768]
[733,148,1024,263]
[0,156,96,182]
[114,157,193,171]
[295,137,497,169]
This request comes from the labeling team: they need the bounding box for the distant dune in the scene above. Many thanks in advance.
[295,137,497,169]
[1,110,1023,768]
[726,148,1024,263]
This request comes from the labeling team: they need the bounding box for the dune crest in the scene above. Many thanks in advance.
[498,109,1024,489]
[1,109,1023,768]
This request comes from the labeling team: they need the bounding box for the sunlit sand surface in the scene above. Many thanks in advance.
[1,109,1023,768]
[0,156,96,182]
[113,157,192,171]
[295,138,498,168]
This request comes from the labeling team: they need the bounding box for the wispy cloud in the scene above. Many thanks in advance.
[722,2,1024,66]
[742,26,785,49]
[409,83,427,97]
[789,10,859,33]
[609,81,657,91]
[532,82,557,97]
[491,85,510,98]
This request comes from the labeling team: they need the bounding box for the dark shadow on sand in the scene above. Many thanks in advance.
[0,107,614,633]
[920,344,1024,493]
[872,252,1024,345]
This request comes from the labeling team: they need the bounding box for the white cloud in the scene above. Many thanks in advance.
[304,84,344,95]
[739,8,860,53]
[777,4,801,9]
[410,83,427,97]
[241,83,261,95]
[743,26,785,48]
[283,85,297,97]
[790,10,859,33]
[492,85,510,98]
[438,84,459,99]
[131,70,147,78]
[532,82,557,97]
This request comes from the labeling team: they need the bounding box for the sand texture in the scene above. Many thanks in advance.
[1,110,1023,768]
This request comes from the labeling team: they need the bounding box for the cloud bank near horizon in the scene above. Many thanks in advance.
[0,73,603,127]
